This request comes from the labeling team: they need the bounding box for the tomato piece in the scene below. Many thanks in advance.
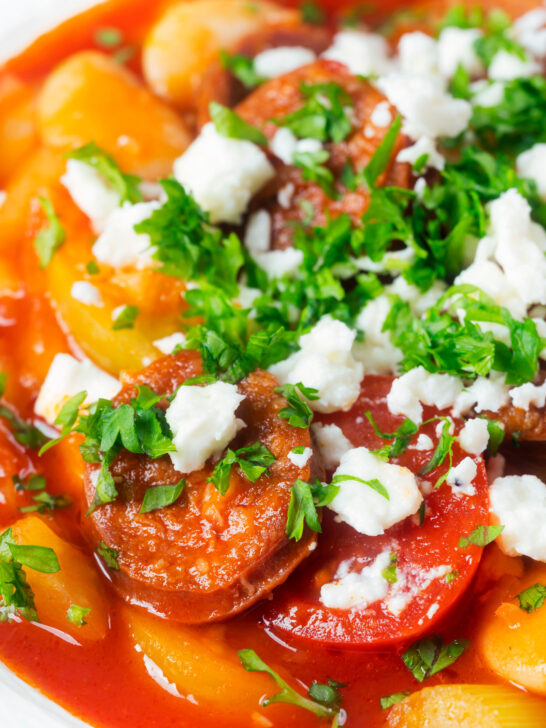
[264,375,489,648]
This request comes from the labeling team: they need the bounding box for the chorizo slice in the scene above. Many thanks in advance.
[195,24,333,128]
[84,351,319,623]
[235,59,411,249]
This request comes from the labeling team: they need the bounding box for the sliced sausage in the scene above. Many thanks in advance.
[84,351,319,623]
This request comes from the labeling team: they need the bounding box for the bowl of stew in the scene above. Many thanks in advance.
[1,1,546,727]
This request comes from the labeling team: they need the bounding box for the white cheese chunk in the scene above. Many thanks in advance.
[398,31,438,76]
[165,381,245,474]
[253,247,303,280]
[92,201,159,269]
[387,366,463,424]
[320,550,391,610]
[253,46,316,78]
[490,474,546,560]
[153,332,186,355]
[488,49,541,80]
[471,80,506,107]
[437,27,484,78]
[411,433,434,451]
[269,127,322,165]
[353,295,402,375]
[454,374,509,415]
[370,101,392,127]
[446,456,477,496]
[35,353,121,426]
[458,417,490,455]
[510,380,546,411]
[516,143,546,201]
[328,447,423,536]
[244,209,271,254]
[397,136,445,171]
[311,423,352,470]
[287,446,312,468]
[173,122,274,224]
[270,316,364,413]
[70,281,103,307]
[61,159,120,234]
[512,8,546,58]
[322,31,392,76]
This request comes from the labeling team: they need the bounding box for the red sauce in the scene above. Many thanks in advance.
[0,1,545,727]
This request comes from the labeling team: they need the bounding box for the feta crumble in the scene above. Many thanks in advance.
[35,353,121,425]
[153,332,186,355]
[270,127,322,165]
[253,46,316,78]
[458,418,490,455]
[411,433,434,451]
[490,474,546,560]
[437,27,484,78]
[328,447,423,536]
[446,456,477,496]
[165,381,245,474]
[287,446,312,468]
[386,366,463,424]
[269,316,364,413]
[322,31,392,77]
[92,201,160,269]
[516,144,546,201]
[173,122,274,224]
[488,49,541,80]
[370,101,392,128]
[311,423,352,470]
[320,550,391,609]
[510,380,546,410]
[244,209,271,254]
[61,159,120,233]
[397,136,445,171]
[70,281,103,307]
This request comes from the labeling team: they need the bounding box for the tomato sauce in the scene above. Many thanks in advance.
[1,1,546,727]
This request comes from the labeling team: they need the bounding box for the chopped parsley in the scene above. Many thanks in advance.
[0,405,48,450]
[112,305,139,330]
[66,604,91,627]
[140,479,186,514]
[458,524,504,549]
[207,441,275,495]
[381,552,398,584]
[331,473,389,500]
[94,27,123,49]
[209,101,267,145]
[34,197,66,268]
[96,541,119,570]
[362,115,402,189]
[402,635,469,682]
[420,418,456,488]
[286,478,339,541]
[12,473,46,492]
[67,143,143,204]
[379,691,410,710]
[293,148,336,197]
[275,382,318,428]
[19,491,72,515]
[516,583,546,614]
[365,410,419,459]
[220,51,264,89]
[300,0,326,25]
[238,649,343,724]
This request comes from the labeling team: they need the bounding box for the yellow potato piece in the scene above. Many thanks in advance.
[0,74,38,187]
[142,0,299,106]
[386,684,546,728]
[37,51,191,178]
[11,516,109,641]
[126,607,292,724]
[477,564,546,696]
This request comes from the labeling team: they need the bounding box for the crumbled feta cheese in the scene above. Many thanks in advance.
[411,433,434,451]
[353,295,402,375]
[398,31,438,76]
[311,423,352,470]
[376,73,472,141]
[458,417,489,455]
[61,159,120,233]
[387,366,463,424]
[370,101,392,127]
[173,123,274,224]
[153,332,186,354]
[35,353,121,425]
[397,136,445,171]
[277,182,295,209]
[287,446,312,468]
[320,550,391,609]
[437,27,484,78]
[454,374,509,415]
[244,209,271,254]
[512,8,546,58]
[253,46,316,78]
[385,564,450,616]
[490,474,546,560]
[322,31,392,76]
[328,447,423,536]
[234,285,261,311]
[446,456,477,496]
[510,380,546,411]
[165,381,245,474]
[92,201,159,269]
[414,177,427,198]
[516,144,546,201]
[269,127,322,165]
[270,316,364,413]
[488,50,541,80]
[390,277,447,316]
[253,247,303,280]
[70,281,103,307]
[470,80,505,107]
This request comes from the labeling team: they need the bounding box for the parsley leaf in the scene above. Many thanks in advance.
[96,541,119,570]
[19,491,72,514]
[402,636,469,682]
[112,305,139,330]
[0,372,6,397]
[381,552,398,584]
[220,51,264,89]
[308,679,346,709]
[208,441,275,495]
[140,479,186,514]
[293,149,336,197]
[95,26,123,48]
[286,478,339,541]
[365,410,419,459]
[34,197,66,268]
[66,604,91,627]
[39,390,87,455]
[420,418,456,486]
[275,82,353,143]
[275,382,318,428]
[209,101,267,145]
[380,691,411,710]
[0,405,48,450]
[516,583,546,614]
[12,473,46,492]
[331,473,389,500]
[486,418,505,456]
[67,143,142,204]
[238,649,342,722]
[363,115,402,189]
[458,523,504,548]
[300,0,326,24]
